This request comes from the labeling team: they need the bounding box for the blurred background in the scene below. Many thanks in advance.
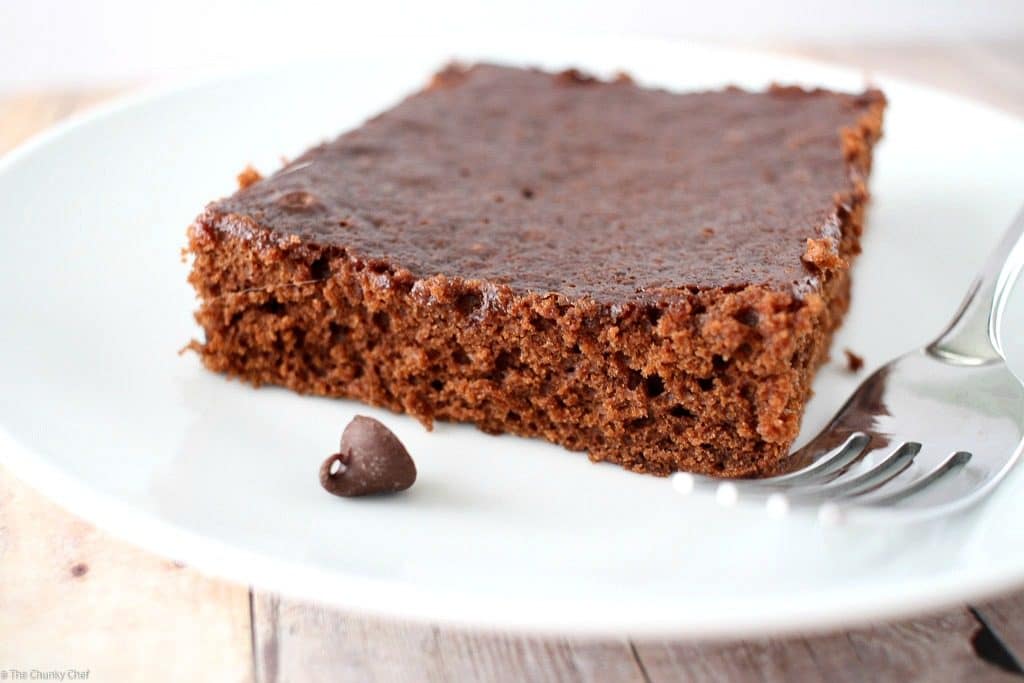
[1,0,1022,92]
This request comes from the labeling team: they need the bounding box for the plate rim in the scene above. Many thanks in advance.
[3,35,1024,638]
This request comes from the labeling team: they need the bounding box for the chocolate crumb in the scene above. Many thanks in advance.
[844,349,864,372]
[802,237,847,273]
[70,562,89,578]
[237,165,263,189]
[555,68,598,86]
[320,416,416,497]
[428,62,470,90]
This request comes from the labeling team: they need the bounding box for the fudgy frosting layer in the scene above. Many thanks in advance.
[207,64,883,303]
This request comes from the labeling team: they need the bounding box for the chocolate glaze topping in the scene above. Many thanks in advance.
[208,64,883,303]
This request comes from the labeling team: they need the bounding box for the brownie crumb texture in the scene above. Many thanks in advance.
[186,64,886,478]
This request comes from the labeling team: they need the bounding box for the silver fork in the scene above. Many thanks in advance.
[673,206,1024,523]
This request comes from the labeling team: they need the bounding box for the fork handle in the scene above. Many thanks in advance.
[929,205,1024,364]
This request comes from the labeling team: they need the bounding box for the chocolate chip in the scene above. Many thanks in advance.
[844,348,865,373]
[319,416,416,497]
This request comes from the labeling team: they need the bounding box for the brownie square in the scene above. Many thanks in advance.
[186,64,885,476]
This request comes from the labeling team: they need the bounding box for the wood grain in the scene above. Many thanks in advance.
[975,595,1024,669]
[635,611,1021,683]
[247,597,1024,683]
[0,465,253,681]
[2,43,1024,683]
[0,89,119,155]
[251,596,647,683]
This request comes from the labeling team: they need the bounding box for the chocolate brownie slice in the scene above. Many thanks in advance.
[186,64,885,477]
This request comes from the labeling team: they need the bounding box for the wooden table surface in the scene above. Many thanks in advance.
[2,42,1023,682]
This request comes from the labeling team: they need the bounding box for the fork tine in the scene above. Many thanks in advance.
[790,441,921,500]
[752,432,871,486]
[855,451,973,506]
[682,432,871,495]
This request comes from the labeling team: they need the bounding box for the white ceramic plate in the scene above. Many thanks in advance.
[3,35,1024,639]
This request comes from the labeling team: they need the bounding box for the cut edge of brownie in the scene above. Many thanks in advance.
[185,69,885,478]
